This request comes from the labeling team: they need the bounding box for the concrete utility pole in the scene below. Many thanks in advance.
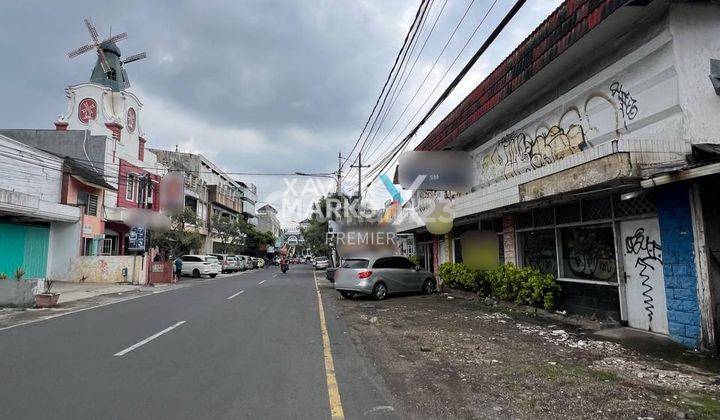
[336,151,342,195]
[350,152,370,205]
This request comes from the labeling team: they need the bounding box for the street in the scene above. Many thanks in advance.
[0,265,398,419]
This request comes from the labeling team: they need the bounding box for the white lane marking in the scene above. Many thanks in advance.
[226,290,244,300]
[273,274,278,278]
[114,321,186,357]
[258,280,266,285]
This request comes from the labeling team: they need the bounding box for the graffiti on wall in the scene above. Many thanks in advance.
[480,124,586,183]
[624,228,663,324]
[609,81,638,128]
[477,79,642,185]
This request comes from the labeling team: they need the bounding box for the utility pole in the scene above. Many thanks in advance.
[350,152,370,205]
[336,151,342,195]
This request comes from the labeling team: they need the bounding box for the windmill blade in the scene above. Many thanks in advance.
[122,52,147,64]
[122,68,131,89]
[68,43,95,58]
[84,18,100,44]
[97,48,110,73]
[103,31,127,45]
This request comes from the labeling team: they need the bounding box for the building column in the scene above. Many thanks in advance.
[502,215,517,265]
[656,184,702,348]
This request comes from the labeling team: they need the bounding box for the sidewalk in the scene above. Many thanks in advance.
[325,286,720,419]
[53,281,144,305]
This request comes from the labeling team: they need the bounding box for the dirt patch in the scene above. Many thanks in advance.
[325,289,720,419]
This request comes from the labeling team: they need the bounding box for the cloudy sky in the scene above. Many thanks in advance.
[0,0,561,226]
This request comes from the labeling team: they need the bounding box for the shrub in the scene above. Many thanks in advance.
[439,262,483,292]
[13,267,25,280]
[485,263,560,310]
[0,272,7,280]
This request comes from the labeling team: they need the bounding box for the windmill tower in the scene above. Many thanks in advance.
[68,18,147,92]
[56,18,150,164]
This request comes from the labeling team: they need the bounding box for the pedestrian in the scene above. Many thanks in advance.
[173,257,182,283]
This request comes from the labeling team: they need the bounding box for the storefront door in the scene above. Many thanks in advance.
[620,218,668,334]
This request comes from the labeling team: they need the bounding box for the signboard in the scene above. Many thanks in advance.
[127,226,147,251]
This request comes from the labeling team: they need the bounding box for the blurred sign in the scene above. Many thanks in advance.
[160,172,185,213]
[128,226,147,251]
[461,231,499,271]
[398,151,472,192]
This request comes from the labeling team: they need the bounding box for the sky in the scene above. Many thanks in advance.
[0,0,562,227]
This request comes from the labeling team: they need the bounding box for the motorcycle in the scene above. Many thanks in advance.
[280,261,289,273]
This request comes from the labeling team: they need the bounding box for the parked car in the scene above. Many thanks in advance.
[334,255,435,300]
[235,255,247,271]
[313,256,329,270]
[211,254,239,273]
[178,255,221,278]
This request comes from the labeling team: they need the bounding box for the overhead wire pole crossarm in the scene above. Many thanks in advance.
[364,0,528,191]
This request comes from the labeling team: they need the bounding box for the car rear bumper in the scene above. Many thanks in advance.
[334,279,373,294]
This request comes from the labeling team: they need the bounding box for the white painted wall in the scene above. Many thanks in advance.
[0,135,63,203]
[47,221,82,280]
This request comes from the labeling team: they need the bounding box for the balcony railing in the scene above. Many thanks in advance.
[207,185,243,214]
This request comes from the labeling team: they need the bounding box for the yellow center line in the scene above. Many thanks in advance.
[313,269,345,420]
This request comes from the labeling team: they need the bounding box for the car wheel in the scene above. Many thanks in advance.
[209,274,217,278]
[193,269,201,278]
[339,291,354,299]
[422,278,436,295]
[372,282,387,300]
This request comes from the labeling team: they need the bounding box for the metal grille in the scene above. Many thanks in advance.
[555,202,581,224]
[582,197,612,221]
[515,211,533,229]
[534,207,555,227]
[615,193,656,218]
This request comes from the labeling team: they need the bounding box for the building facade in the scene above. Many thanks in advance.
[256,204,281,239]
[151,149,257,253]
[398,0,720,350]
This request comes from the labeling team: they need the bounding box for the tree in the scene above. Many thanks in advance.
[150,207,205,258]
[210,214,243,254]
[302,196,332,256]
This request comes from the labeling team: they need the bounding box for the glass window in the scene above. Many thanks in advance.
[372,258,392,269]
[453,238,462,263]
[342,259,369,269]
[519,229,557,277]
[126,175,135,201]
[560,225,617,282]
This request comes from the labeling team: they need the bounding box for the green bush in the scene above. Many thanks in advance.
[438,262,479,291]
[485,263,560,310]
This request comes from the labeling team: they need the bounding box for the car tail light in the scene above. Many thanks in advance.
[357,271,372,279]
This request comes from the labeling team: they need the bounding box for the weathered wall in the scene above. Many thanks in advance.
[47,221,82,281]
[0,280,38,308]
[657,183,701,348]
[67,255,146,284]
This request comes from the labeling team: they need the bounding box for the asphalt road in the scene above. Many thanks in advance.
[0,265,399,419]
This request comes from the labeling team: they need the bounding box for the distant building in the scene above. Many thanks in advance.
[151,150,257,253]
[256,204,281,239]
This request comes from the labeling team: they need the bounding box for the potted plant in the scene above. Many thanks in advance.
[34,279,60,308]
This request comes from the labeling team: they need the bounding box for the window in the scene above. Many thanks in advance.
[77,191,99,216]
[560,225,617,282]
[83,238,94,256]
[453,238,463,263]
[395,257,416,269]
[342,259,368,269]
[126,174,136,201]
[372,258,392,269]
[519,229,557,277]
[101,238,113,255]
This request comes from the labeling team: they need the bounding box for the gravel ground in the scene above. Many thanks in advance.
[324,287,720,420]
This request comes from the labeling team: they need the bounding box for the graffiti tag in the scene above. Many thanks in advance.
[610,81,639,126]
[625,228,662,325]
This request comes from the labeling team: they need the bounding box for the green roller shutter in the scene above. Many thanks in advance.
[0,222,49,278]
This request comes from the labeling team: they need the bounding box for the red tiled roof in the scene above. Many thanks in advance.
[415,0,631,151]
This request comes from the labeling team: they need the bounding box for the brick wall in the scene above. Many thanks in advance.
[656,184,701,348]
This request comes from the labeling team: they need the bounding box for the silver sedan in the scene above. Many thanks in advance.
[334,255,436,300]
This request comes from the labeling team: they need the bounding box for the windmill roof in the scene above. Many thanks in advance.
[99,40,121,56]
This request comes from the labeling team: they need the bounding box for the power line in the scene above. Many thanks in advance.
[340,0,429,174]
[362,0,527,192]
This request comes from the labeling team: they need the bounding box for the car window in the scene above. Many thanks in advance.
[372,257,392,269]
[343,259,369,269]
[205,256,219,263]
[396,257,416,269]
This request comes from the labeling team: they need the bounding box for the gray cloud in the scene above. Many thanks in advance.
[0,0,562,224]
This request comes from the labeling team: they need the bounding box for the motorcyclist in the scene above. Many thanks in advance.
[280,256,289,272]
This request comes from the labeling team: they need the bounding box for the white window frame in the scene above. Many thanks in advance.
[126,174,136,201]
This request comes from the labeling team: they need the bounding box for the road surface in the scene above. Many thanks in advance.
[0,265,399,419]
